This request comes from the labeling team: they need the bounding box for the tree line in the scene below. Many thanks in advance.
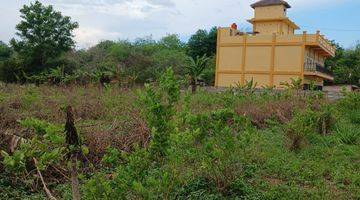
[0,1,217,92]
[0,1,359,88]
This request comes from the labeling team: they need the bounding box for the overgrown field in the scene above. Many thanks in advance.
[0,77,359,199]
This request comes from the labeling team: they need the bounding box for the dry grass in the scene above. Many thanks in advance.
[235,98,306,128]
[0,84,150,164]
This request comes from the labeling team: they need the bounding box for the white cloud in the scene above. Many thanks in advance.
[0,0,356,48]
[53,0,173,19]
[74,27,122,48]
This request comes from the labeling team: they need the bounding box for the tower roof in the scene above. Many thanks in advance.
[251,0,291,9]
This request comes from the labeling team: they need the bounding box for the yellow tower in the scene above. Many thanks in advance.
[248,0,299,35]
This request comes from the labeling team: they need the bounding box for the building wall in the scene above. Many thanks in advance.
[255,22,280,34]
[254,5,286,19]
[216,28,305,88]
[255,21,296,35]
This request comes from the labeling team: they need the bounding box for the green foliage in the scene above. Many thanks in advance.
[0,41,12,61]
[2,76,360,199]
[334,122,359,145]
[101,147,121,168]
[11,1,78,72]
[17,34,189,85]
[285,108,318,151]
[187,27,217,59]
[347,110,360,124]
[232,78,258,95]
[325,42,360,86]
[202,56,216,86]
[333,92,360,145]
[280,77,303,90]
[338,90,360,111]
[186,55,209,93]
[0,56,23,83]
[1,118,65,188]
[285,104,337,151]
[139,68,180,157]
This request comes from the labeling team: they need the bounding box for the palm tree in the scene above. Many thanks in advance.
[186,55,209,94]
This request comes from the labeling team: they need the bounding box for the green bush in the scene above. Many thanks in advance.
[138,68,180,158]
[334,122,359,145]
[285,104,337,151]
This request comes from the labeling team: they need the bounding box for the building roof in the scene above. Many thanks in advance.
[251,0,291,9]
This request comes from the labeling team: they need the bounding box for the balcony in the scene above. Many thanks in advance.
[304,59,334,81]
[305,32,336,57]
[317,35,336,57]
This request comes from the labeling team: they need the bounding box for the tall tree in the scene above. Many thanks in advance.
[326,42,360,86]
[159,34,184,50]
[187,27,217,59]
[10,1,78,74]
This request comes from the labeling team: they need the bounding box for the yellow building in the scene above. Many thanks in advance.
[215,0,335,89]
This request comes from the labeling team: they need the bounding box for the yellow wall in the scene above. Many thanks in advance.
[216,29,305,88]
[218,47,243,71]
[246,46,272,71]
[274,46,302,72]
[252,5,297,35]
[217,74,242,87]
[255,22,280,34]
[254,5,286,19]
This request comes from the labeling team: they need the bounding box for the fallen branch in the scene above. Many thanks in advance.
[33,158,57,200]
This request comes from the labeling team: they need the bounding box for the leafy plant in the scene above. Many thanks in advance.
[232,78,258,96]
[185,55,209,94]
[334,123,359,145]
[280,78,303,96]
[1,118,65,189]
[285,108,318,151]
[138,68,180,158]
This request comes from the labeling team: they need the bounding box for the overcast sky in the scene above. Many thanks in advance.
[1,0,360,49]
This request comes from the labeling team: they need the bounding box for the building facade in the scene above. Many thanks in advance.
[215,0,335,89]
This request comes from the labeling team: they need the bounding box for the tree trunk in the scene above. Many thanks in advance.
[65,106,81,200]
[191,78,197,94]
[70,154,81,200]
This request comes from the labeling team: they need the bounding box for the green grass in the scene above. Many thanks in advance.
[0,84,359,199]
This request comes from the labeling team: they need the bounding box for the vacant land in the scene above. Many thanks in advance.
[0,82,359,199]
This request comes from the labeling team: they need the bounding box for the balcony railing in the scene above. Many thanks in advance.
[317,34,336,57]
[304,58,333,77]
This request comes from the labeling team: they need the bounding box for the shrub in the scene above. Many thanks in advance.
[285,108,319,151]
[316,104,336,135]
[334,122,359,145]
[176,177,221,199]
[348,110,360,124]
[285,104,337,151]
[138,68,180,158]
[338,92,360,112]
[1,118,66,189]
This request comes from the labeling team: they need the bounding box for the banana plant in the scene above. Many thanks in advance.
[185,55,209,94]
